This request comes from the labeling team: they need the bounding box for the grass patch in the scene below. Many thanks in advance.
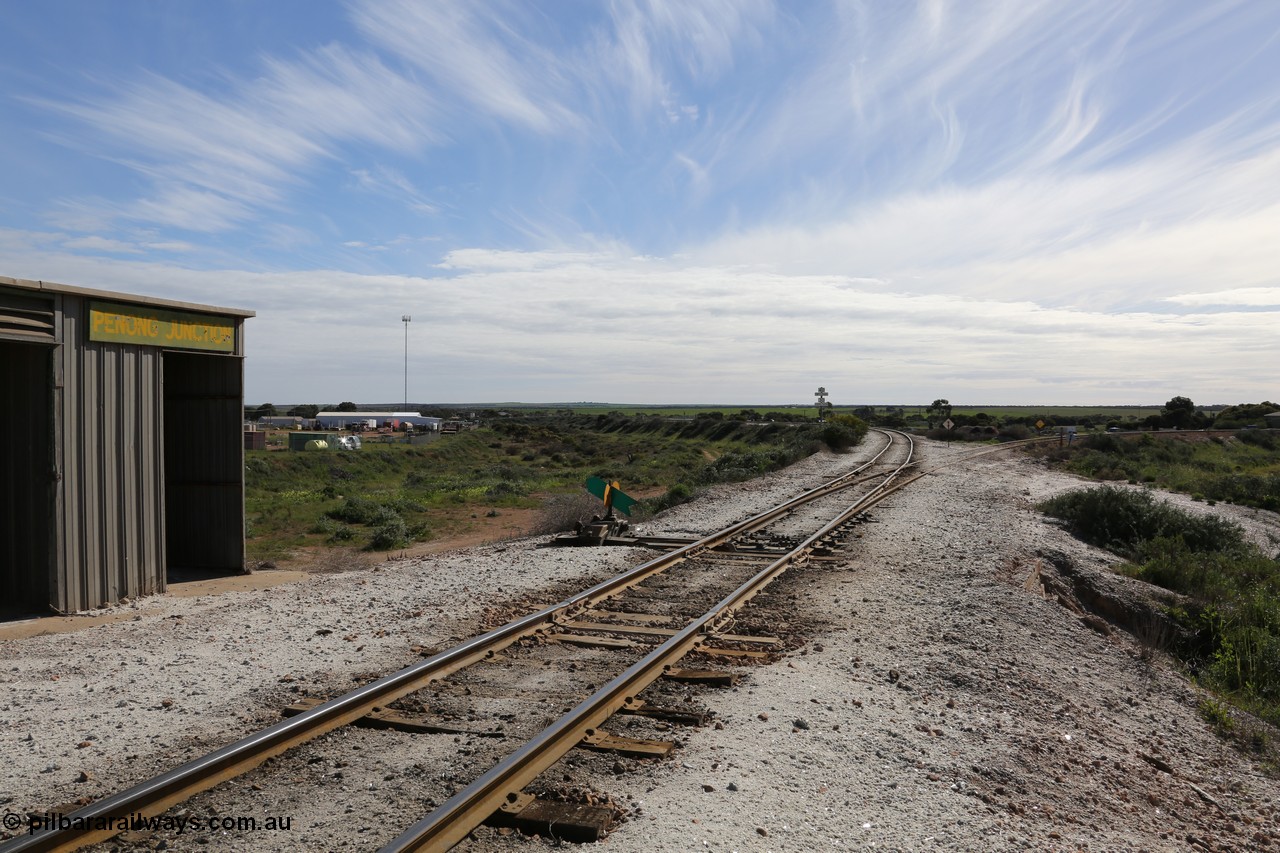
[246,413,849,559]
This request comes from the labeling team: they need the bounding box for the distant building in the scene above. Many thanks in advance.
[1263,411,1280,428]
[315,411,442,430]
[259,415,315,429]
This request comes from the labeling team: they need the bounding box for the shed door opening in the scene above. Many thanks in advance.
[163,351,244,577]
[0,341,54,617]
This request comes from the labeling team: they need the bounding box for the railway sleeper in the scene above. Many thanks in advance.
[581,609,676,625]
[662,667,741,687]
[618,698,712,726]
[544,633,637,650]
[578,728,675,758]
[486,792,614,843]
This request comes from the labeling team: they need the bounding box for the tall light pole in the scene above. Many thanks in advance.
[402,315,411,410]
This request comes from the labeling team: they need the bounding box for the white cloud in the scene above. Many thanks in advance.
[2,238,1274,404]
[61,236,142,254]
[5,3,1278,407]
[1167,288,1280,308]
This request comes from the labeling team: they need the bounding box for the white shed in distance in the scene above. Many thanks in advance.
[315,411,442,430]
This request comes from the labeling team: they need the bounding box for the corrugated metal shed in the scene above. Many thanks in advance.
[0,275,254,615]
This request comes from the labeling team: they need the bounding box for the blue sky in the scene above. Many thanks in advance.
[2,1,1278,406]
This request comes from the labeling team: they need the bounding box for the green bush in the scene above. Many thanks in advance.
[1038,486,1246,557]
[1203,472,1280,511]
[1081,433,1123,454]
[326,496,400,525]
[1199,697,1235,733]
[310,517,336,535]
[644,482,695,514]
[485,480,525,499]
[699,447,805,483]
[367,516,411,550]
[998,424,1033,440]
[403,471,432,489]
[821,414,869,450]
[1235,428,1277,450]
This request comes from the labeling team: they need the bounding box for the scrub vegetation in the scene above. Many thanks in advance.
[1039,482,1280,756]
[1033,429,1280,512]
[1033,413,1280,752]
[515,402,1167,423]
[244,412,867,560]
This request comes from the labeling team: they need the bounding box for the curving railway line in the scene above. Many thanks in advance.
[4,429,1046,853]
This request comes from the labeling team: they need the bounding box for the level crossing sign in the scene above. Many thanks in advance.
[584,476,637,516]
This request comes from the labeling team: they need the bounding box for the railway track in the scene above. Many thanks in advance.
[4,429,941,853]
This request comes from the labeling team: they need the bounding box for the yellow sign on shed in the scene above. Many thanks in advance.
[88,301,235,352]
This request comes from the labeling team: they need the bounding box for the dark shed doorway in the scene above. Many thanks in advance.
[0,340,54,616]
[163,351,245,577]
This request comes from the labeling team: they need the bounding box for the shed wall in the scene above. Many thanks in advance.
[55,297,166,611]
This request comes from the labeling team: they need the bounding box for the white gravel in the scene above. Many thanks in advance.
[2,438,1278,852]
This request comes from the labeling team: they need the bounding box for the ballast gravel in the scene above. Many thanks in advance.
[1,438,1278,852]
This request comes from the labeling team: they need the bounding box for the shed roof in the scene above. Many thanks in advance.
[1,274,256,318]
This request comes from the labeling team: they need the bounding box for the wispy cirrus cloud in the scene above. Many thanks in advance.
[672,1,1274,221]
[28,45,435,233]
[691,102,1280,308]
[60,236,143,254]
[583,0,773,120]
[436,248,618,272]
[351,0,580,135]
[350,165,439,215]
[57,234,198,255]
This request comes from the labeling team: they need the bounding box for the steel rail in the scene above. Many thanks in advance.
[380,431,917,852]
[1,431,905,853]
[906,434,1053,479]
